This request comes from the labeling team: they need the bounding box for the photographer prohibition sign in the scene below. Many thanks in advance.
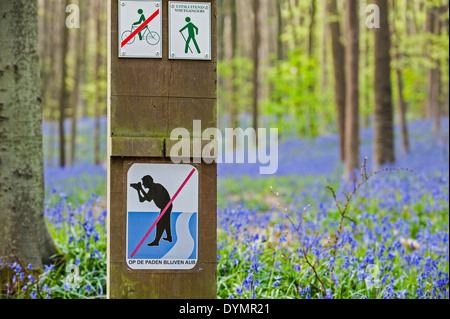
[130,175,173,246]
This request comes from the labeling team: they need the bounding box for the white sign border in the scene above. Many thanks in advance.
[125,163,199,270]
[118,0,163,59]
[168,1,212,61]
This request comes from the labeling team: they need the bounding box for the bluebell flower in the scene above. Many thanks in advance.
[44,264,54,272]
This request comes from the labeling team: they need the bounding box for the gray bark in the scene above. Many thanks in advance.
[252,0,260,141]
[0,0,56,268]
[58,0,70,168]
[327,0,346,162]
[344,0,360,181]
[374,0,395,166]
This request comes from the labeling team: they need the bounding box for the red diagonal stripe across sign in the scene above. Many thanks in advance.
[129,168,196,258]
[121,8,160,48]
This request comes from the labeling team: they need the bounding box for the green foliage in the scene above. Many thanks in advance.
[218,56,254,124]
[265,49,335,138]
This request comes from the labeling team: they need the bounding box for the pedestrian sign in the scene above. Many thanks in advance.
[169,1,211,60]
[119,0,162,59]
[126,164,199,270]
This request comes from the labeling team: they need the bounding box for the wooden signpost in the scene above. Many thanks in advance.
[107,0,217,299]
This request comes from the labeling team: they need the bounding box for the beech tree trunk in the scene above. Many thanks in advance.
[0,0,56,269]
[94,0,103,166]
[344,0,360,181]
[230,0,239,130]
[327,0,346,162]
[391,0,409,153]
[58,0,70,168]
[374,0,395,166]
[252,0,260,141]
[431,5,443,134]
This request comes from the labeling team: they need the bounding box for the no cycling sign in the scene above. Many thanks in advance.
[119,0,162,58]
[126,164,199,270]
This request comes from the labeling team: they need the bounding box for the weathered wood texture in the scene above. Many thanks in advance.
[107,0,217,299]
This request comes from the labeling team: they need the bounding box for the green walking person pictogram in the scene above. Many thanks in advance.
[179,17,201,54]
[133,9,146,40]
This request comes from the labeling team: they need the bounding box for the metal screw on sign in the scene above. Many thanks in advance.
[121,2,125,6]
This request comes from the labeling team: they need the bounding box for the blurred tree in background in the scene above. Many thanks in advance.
[38,0,107,168]
[216,0,448,165]
[36,0,449,172]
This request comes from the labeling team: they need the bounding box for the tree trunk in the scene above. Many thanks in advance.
[307,0,317,136]
[344,0,360,181]
[43,0,57,167]
[396,68,409,153]
[217,0,226,61]
[69,0,88,166]
[94,0,104,166]
[0,0,56,269]
[69,18,81,166]
[431,5,443,134]
[58,0,71,168]
[374,0,395,166]
[230,0,239,130]
[391,0,409,153]
[252,0,260,141]
[327,0,346,162]
[308,0,316,58]
[425,4,441,127]
[277,0,286,61]
[321,0,329,95]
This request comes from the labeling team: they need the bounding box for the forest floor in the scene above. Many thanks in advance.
[2,117,448,299]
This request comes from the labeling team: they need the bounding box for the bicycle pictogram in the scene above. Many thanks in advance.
[121,9,160,46]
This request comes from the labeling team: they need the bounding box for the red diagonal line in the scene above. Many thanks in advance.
[121,9,160,48]
[129,168,196,258]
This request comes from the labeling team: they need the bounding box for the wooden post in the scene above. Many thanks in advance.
[107,0,217,299]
